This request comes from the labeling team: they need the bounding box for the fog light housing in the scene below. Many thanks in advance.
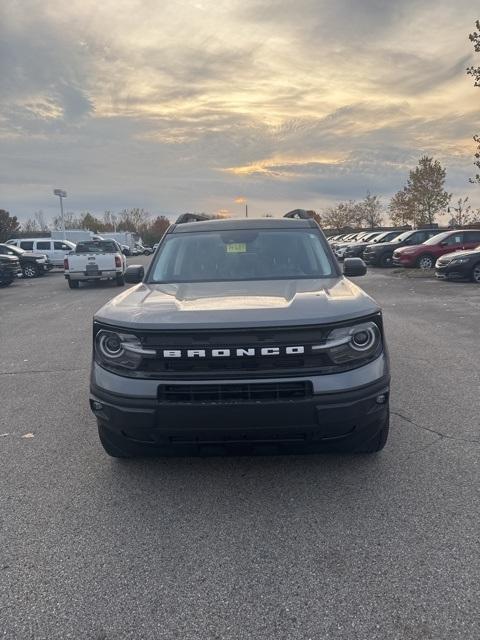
[92,400,103,412]
[376,394,387,405]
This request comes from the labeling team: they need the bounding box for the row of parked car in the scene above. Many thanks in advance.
[0,236,153,288]
[328,228,480,283]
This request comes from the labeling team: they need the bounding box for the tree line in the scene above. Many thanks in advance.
[317,155,479,230]
[16,208,172,247]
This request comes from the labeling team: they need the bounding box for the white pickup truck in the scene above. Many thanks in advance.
[64,239,127,289]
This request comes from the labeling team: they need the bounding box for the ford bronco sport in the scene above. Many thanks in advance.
[90,216,390,457]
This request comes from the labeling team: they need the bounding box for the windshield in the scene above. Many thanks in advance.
[1,244,24,255]
[392,231,415,243]
[372,232,390,243]
[75,240,118,253]
[149,229,336,283]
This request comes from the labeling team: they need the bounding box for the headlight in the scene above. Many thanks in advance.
[35,257,46,263]
[95,329,155,371]
[450,256,470,264]
[314,321,382,365]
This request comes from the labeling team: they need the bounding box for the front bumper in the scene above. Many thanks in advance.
[363,251,380,265]
[435,263,471,280]
[90,357,390,454]
[392,254,415,267]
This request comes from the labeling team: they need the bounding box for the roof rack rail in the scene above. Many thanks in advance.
[284,209,313,219]
[175,213,211,224]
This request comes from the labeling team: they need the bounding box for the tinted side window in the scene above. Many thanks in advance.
[464,231,480,243]
[415,232,428,243]
[37,241,51,250]
[20,241,34,250]
[444,233,463,246]
[54,242,70,250]
[406,232,423,244]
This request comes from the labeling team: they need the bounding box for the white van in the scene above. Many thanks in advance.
[6,238,76,267]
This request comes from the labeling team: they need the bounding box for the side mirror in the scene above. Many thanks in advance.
[124,265,144,284]
[343,257,367,277]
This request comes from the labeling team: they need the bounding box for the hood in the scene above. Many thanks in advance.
[95,278,380,330]
[439,248,479,261]
[392,244,423,254]
[23,251,48,260]
[365,241,400,251]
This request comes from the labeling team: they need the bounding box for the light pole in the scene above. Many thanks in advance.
[235,197,248,218]
[53,189,67,240]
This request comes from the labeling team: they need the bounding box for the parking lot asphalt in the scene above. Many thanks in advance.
[1,260,479,640]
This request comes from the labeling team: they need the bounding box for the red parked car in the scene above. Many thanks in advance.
[392,229,480,269]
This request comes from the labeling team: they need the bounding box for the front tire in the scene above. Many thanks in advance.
[68,278,80,289]
[22,264,37,278]
[116,274,125,286]
[356,414,389,453]
[0,277,14,287]
[417,254,435,270]
[379,252,392,268]
[471,262,480,283]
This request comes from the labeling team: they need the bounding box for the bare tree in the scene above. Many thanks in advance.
[117,208,150,233]
[52,212,82,230]
[449,197,472,227]
[22,218,39,233]
[467,20,480,182]
[358,192,383,228]
[322,200,357,229]
[103,211,118,231]
[34,210,49,231]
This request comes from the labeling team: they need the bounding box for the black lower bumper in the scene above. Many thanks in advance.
[90,377,390,454]
[435,264,470,281]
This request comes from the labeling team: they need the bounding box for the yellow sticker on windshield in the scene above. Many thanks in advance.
[226,243,247,253]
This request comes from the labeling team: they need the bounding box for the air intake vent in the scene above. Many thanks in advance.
[158,381,312,404]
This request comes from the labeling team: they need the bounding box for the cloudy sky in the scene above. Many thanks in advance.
[1,0,479,222]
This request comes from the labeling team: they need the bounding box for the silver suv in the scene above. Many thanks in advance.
[90,216,390,457]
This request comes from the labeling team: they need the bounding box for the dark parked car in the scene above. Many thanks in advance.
[0,244,51,278]
[344,230,404,259]
[363,229,443,267]
[0,254,21,287]
[435,244,480,282]
[393,230,480,269]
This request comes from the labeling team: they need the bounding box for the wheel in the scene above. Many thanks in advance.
[0,277,14,287]
[356,414,389,453]
[471,262,480,283]
[116,274,125,286]
[417,254,435,270]
[68,279,80,289]
[379,252,392,268]
[143,250,150,256]
[97,421,133,458]
[22,264,37,278]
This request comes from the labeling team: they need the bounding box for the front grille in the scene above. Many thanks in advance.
[140,324,339,378]
[96,316,383,379]
[158,381,312,404]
